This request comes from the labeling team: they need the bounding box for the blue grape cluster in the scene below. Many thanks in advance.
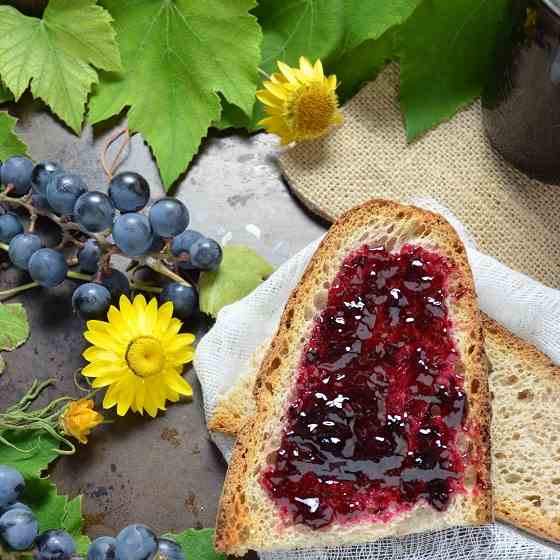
[0,156,223,322]
[0,464,186,559]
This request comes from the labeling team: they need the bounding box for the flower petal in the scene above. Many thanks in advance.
[277,61,299,83]
[103,383,121,409]
[299,56,315,77]
[256,90,282,108]
[313,59,324,78]
[165,373,193,397]
[156,302,173,336]
[83,347,118,363]
[84,330,125,354]
[165,333,195,352]
[116,379,135,416]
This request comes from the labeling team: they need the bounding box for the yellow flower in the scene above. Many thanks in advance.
[81,294,195,417]
[256,56,343,144]
[60,399,103,444]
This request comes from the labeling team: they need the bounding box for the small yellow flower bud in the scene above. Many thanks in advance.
[60,399,103,444]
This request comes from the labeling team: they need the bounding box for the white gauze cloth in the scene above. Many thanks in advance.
[194,200,560,559]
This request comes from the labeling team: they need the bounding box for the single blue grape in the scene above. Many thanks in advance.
[8,233,42,270]
[31,188,53,211]
[36,529,76,560]
[78,239,101,274]
[190,237,222,270]
[0,507,38,551]
[1,156,33,196]
[32,161,63,195]
[159,283,198,321]
[148,198,189,238]
[0,502,31,515]
[74,191,115,232]
[72,283,112,321]
[115,524,158,560]
[112,213,154,257]
[170,229,203,270]
[156,538,185,560]
[46,173,87,215]
[28,248,68,288]
[0,466,24,509]
[0,213,23,243]
[101,268,131,302]
[108,172,150,213]
[87,536,117,560]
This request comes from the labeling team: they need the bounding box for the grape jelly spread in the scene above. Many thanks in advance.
[261,244,469,530]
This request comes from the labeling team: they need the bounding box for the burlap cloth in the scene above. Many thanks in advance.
[278,64,560,289]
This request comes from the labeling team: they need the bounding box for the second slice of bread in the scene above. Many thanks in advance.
[214,200,492,555]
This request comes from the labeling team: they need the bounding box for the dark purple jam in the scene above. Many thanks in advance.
[261,244,468,529]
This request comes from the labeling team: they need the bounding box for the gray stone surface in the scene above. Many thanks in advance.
[0,101,326,539]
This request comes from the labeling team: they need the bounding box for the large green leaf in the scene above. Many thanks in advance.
[89,0,262,189]
[199,245,273,318]
[400,0,509,140]
[0,430,59,479]
[0,0,121,133]
[0,82,13,104]
[343,0,422,52]
[331,28,398,102]
[0,302,29,351]
[164,528,225,560]
[0,112,28,161]
[23,478,89,554]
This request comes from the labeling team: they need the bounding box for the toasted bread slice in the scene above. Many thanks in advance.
[211,317,560,544]
[208,342,270,436]
[484,317,560,543]
[214,200,492,555]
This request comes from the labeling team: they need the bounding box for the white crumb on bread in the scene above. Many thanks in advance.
[214,199,492,556]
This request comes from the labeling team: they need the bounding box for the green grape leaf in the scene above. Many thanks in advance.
[254,0,345,75]
[23,478,89,552]
[0,430,60,479]
[0,0,122,133]
[0,82,13,104]
[343,0,422,52]
[331,28,398,102]
[0,112,28,161]
[400,0,509,140]
[0,302,29,351]
[163,528,225,560]
[89,0,262,189]
[199,245,273,318]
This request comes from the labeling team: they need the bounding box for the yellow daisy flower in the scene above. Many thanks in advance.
[60,399,103,444]
[81,294,195,418]
[256,56,343,144]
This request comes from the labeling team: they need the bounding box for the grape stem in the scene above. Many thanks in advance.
[101,127,130,181]
[0,281,40,302]
[144,256,191,286]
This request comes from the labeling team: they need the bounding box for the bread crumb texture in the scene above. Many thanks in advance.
[484,316,560,543]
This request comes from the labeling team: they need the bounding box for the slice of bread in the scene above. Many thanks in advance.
[214,200,492,555]
[211,317,560,544]
[484,317,560,543]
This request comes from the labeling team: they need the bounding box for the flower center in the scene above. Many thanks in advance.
[289,82,338,138]
[126,336,165,378]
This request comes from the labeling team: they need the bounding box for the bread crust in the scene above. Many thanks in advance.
[215,199,492,555]
[483,315,560,544]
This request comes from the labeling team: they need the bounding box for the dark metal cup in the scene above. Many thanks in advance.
[482,0,560,183]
